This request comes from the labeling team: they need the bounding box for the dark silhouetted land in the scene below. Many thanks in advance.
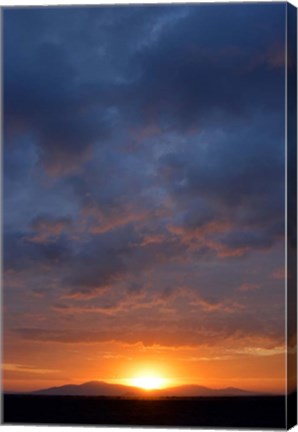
[30,380,258,397]
[3,394,287,428]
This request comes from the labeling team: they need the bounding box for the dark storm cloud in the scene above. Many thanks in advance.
[4,12,109,175]
[63,222,189,297]
[4,4,286,350]
[3,224,129,295]
[216,229,276,252]
[123,3,285,131]
[4,231,72,272]
[4,4,285,171]
[157,113,285,257]
[3,6,188,175]
[4,218,184,298]
[64,224,140,296]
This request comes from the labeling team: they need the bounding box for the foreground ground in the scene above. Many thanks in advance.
[3,394,287,428]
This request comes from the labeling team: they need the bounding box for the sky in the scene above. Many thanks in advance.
[3,2,288,394]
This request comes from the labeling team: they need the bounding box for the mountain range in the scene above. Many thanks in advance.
[31,380,260,397]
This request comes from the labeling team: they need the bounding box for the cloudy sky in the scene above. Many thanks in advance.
[4,3,288,393]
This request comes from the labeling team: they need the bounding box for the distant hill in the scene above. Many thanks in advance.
[32,380,259,397]
[157,385,257,397]
[32,381,142,397]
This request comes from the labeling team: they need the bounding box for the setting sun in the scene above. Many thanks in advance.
[118,362,176,391]
[130,375,166,390]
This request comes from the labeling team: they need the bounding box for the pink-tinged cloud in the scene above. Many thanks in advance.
[27,215,72,243]
[272,267,285,280]
[239,283,261,292]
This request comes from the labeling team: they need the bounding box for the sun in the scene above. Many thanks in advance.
[130,375,167,390]
[122,364,174,391]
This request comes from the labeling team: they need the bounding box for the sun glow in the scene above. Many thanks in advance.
[127,369,170,390]
[121,363,176,391]
[129,372,169,390]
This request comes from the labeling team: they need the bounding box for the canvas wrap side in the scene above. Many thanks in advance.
[286,2,297,429]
